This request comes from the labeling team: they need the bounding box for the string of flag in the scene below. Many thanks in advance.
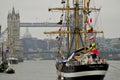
[85,0,99,55]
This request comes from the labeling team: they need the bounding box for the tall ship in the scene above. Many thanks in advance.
[44,0,109,80]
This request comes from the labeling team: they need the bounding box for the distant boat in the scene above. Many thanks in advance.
[8,57,18,64]
[0,54,15,74]
[0,30,15,73]
[0,61,9,72]
[44,0,109,80]
[0,42,9,73]
[4,66,15,74]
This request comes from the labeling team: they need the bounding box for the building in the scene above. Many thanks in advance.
[7,8,23,61]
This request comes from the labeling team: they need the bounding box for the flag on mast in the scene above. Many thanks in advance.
[90,49,99,55]
[90,18,92,23]
[89,36,94,41]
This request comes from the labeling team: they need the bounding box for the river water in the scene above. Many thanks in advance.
[0,60,120,80]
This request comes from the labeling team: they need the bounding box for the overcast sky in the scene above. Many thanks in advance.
[0,0,120,39]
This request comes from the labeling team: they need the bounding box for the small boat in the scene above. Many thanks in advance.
[44,0,109,80]
[0,56,15,74]
[0,53,15,74]
[0,61,9,72]
[8,57,18,64]
[0,42,9,72]
[5,66,15,74]
[0,31,15,73]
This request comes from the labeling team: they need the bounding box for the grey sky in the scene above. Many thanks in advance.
[0,0,120,39]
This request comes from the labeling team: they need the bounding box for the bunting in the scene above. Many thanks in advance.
[89,42,96,50]
[87,26,93,33]
[90,18,92,23]
[86,18,93,26]
[56,28,62,41]
[87,11,92,15]
[85,0,91,8]
[57,14,63,25]
[86,20,90,27]
[61,0,65,4]
[88,36,94,41]
[90,49,99,55]
[57,20,63,25]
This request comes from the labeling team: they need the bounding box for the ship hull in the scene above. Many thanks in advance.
[58,75,105,80]
[56,62,109,80]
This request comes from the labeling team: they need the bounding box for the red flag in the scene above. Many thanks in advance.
[90,18,92,23]
[89,36,94,41]
[90,49,99,55]
[87,2,89,7]
[85,0,90,8]
[87,27,93,33]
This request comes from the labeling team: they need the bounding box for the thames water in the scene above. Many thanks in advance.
[0,60,120,80]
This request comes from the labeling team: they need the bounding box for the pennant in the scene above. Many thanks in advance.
[61,0,65,4]
[87,27,93,33]
[56,36,61,41]
[57,20,63,25]
[57,14,63,25]
[85,0,91,8]
[90,18,92,23]
[56,36,59,39]
[87,2,89,8]
[89,36,94,41]
[90,49,99,55]
[87,11,92,15]
[89,42,96,50]
[91,42,96,47]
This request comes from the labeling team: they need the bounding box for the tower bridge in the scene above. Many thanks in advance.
[20,22,65,27]
[4,8,66,61]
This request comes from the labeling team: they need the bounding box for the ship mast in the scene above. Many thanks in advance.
[44,0,102,54]
[66,0,70,53]
[75,0,79,50]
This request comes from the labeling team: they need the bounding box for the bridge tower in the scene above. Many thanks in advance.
[7,8,22,60]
